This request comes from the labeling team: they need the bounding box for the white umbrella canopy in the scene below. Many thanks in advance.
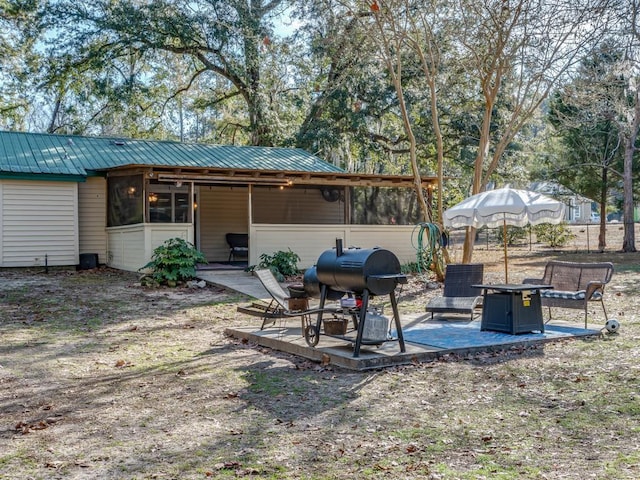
[444,187,566,229]
[443,187,566,282]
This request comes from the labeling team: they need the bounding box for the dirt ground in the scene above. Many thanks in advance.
[1,224,639,479]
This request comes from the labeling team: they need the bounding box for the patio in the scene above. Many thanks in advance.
[199,269,602,370]
[225,315,600,370]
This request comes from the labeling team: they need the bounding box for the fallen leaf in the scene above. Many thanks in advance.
[32,421,48,430]
[214,461,242,470]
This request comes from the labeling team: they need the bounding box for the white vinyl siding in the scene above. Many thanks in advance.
[106,224,193,272]
[78,177,108,264]
[0,180,79,267]
[106,225,145,271]
[249,224,417,269]
[198,186,249,262]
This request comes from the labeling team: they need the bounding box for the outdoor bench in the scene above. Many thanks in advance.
[522,260,614,328]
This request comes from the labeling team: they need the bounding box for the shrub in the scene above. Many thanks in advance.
[533,222,576,248]
[140,238,207,287]
[255,249,301,281]
[497,225,528,246]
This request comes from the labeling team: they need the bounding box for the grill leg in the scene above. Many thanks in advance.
[390,290,405,353]
[352,290,369,358]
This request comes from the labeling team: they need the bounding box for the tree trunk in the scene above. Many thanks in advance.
[462,226,477,264]
[598,167,607,252]
[622,133,637,252]
[47,96,62,134]
[463,89,496,263]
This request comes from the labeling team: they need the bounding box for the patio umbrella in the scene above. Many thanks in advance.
[443,187,566,283]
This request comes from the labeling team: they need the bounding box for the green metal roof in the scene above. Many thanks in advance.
[0,130,344,178]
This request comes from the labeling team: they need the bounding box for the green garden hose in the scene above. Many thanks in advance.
[412,222,447,275]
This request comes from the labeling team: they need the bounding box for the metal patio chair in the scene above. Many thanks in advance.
[225,233,248,262]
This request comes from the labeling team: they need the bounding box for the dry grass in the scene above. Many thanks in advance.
[1,224,639,479]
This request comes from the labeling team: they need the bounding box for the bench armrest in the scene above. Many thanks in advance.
[585,281,606,299]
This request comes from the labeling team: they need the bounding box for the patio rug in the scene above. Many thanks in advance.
[399,320,600,350]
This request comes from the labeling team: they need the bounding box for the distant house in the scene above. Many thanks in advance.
[0,130,437,271]
[528,181,594,224]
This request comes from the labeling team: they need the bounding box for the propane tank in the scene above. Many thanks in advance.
[361,308,390,342]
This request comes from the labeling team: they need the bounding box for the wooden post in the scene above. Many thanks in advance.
[503,218,509,283]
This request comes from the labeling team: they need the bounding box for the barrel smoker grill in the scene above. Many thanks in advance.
[303,239,407,357]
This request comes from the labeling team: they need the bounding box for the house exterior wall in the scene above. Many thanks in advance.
[249,224,418,269]
[0,178,417,272]
[78,176,108,264]
[567,198,592,223]
[0,180,79,267]
[198,186,249,262]
[107,224,193,272]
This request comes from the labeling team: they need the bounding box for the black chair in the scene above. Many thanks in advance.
[225,233,248,262]
[425,264,484,320]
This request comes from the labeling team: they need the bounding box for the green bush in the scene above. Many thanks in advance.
[254,249,301,281]
[497,225,528,246]
[533,222,576,248]
[140,238,207,287]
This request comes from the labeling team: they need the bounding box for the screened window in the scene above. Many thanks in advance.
[107,175,144,227]
[147,183,192,223]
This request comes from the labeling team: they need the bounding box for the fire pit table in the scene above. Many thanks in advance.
[473,284,553,334]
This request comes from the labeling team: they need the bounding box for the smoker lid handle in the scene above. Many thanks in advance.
[368,274,408,284]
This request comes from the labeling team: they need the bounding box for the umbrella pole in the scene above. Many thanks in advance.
[503,218,508,283]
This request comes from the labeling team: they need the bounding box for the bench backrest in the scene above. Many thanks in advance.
[540,260,614,291]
